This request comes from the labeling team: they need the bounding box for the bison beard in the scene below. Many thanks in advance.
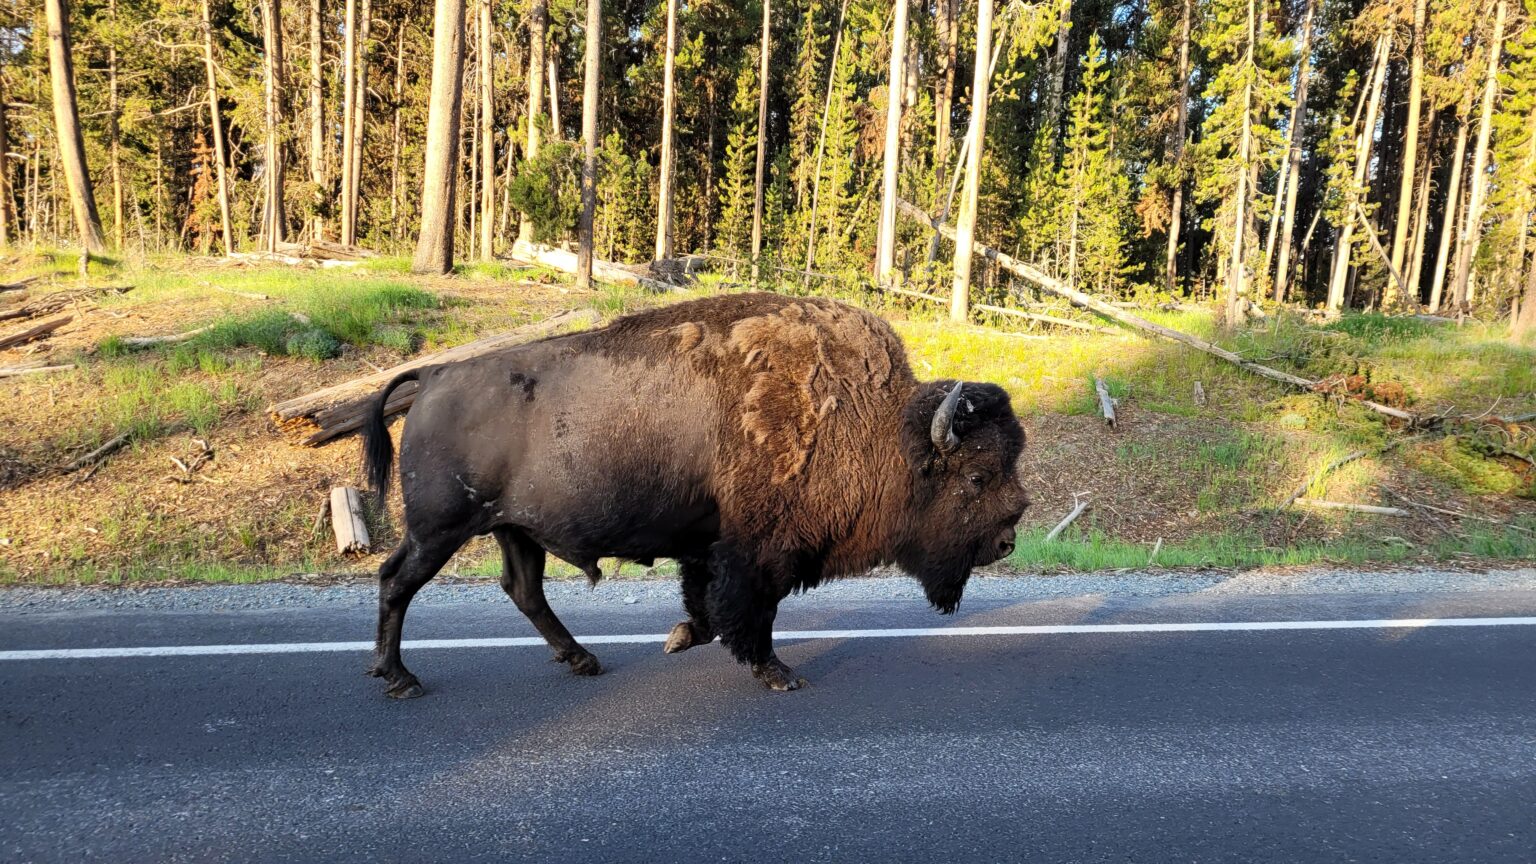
[361,293,1027,697]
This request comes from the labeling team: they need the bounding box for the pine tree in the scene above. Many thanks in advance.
[718,50,761,257]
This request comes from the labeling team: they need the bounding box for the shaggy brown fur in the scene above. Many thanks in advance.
[362,293,1027,696]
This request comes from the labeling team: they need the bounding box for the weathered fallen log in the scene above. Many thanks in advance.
[897,198,1419,425]
[1095,378,1117,427]
[0,362,74,378]
[330,486,371,555]
[0,315,71,351]
[272,307,600,442]
[885,285,1114,334]
[511,241,678,291]
[65,433,130,473]
[0,277,36,293]
[118,325,215,348]
[0,285,133,323]
[277,239,377,261]
[1294,498,1409,517]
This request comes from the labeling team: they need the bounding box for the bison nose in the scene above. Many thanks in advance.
[996,529,1016,559]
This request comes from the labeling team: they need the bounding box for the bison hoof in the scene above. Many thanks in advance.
[384,675,424,699]
[555,649,603,676]
[663,621,714,654]
[751,659,807,692]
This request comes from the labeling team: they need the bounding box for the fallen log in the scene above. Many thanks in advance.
[1095,378,1117,428]
[65,433,130,473]
[1294,498,1409,517]
[885,285,1114,334]
[330,486,371,555]
[0,315,71,351]
[119,325,215,348]
[0,277,36,293]
[272,308,600,441]
[0,285,133,323]
[897,198,1419,425]
[511,241,678,292]
[0,362,74,378]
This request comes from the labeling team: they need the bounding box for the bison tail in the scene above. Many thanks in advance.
[362,370,420,503]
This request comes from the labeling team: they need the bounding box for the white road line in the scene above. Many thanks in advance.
[2,616,1535,661]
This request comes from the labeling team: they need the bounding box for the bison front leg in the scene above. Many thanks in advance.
[706,546,806,691]
[664,557,717,654]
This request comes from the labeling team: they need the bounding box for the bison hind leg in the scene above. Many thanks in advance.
[494,528,603,677]
[371,532,464,699]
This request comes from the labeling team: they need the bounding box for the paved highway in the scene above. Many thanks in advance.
[2,572,1534,863]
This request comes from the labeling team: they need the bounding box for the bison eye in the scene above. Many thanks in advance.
[968,473,985,488]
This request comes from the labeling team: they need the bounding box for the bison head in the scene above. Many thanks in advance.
[896,380,1028,613]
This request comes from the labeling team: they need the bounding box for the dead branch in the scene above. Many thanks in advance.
[0,315,72,351]
[0,362,73,378]
[119,325,215,348]
[0,285,132,323]
[885,284,1116,334]
[1280,450,1369,509]
[0,276,36,293]
[64,433,130,473]
[1044,494,1092,542]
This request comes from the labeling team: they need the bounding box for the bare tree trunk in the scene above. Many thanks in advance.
[575,0,600,289]
[1404,106,1437,298]
[310,0,326,241]
[749,0,770,282]
[1326,33,1389,314]
[874,0,910,284]
[1386,0,1428,306]
[0,77,10,248]
[341,0,358,242]
[107,0,123,250]
[950,0,993,322]
[478,0,494,260]
[43,0,105,254]
[803,0,851,283]
[1047,0,1071,127]
[260,0,287,252]
[389,22,406,242]
[518,0,547,245]
[932,0,956,214]
[1514,244,1536,338]
[200,0,235,253]
[1272,0,1315,301]
[1225,0,1257,324]
[1451,0,1506,312]
[467,40,480,262]
[652,0,678,261]
[1429,116,1470,313]
[411,0,467,274]
[1165,0,1193,292]
[548,55,561,139]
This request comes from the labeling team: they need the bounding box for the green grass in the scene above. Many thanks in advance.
[1005,523,1536,571]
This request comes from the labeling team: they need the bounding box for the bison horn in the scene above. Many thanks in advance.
[930,382,963,452]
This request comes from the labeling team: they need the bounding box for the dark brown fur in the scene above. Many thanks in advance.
[362,293,1027,696]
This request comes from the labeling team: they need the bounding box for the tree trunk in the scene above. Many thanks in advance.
[933,0,956,214]
[1165,0,1192,292]
[1514,245,1536,338]
[467,44,480,261]
[0,71,13,247]
[575,0,600,289]
[478,0,494,260]
[518,0,547,246]
[310,0,326,241]
[1326,33,1389,314]
[874,0,910,284]
[107,0,123,250]
[803,0,851,282]
[1404,106,1437,298]
[200,0,235,253]
[1225,0,1257,324]
[1047,0,1071,127]
[653,0,678,261]
[1272,0,1315,301]
[749,0,771,282]
[548,55,562,139]
[341,0,358,243]
[1429,116,1470,313]
[260,0,287,252]
[1450,0,1506,312]
[411,0,467,274]
[1386,0,1428,306]
[389,22,406,241]
[43,0,106,254]
[344,0,372,244]
[950,0,993,322]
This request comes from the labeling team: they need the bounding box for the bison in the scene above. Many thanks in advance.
[361,292,1027,697]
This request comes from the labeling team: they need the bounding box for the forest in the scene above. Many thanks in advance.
[3,0,1535,328]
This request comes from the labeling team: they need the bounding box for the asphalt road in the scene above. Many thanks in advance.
[2,573,1535,863]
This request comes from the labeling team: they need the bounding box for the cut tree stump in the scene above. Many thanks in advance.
[1193,381,1207,406]
[897,199,1419,425]
[273,307,600,444]
[1095,378,1117,427]
[0,316,71,351]
[329,486,371,555]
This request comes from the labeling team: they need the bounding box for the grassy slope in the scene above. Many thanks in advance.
[1,252,1533,583]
